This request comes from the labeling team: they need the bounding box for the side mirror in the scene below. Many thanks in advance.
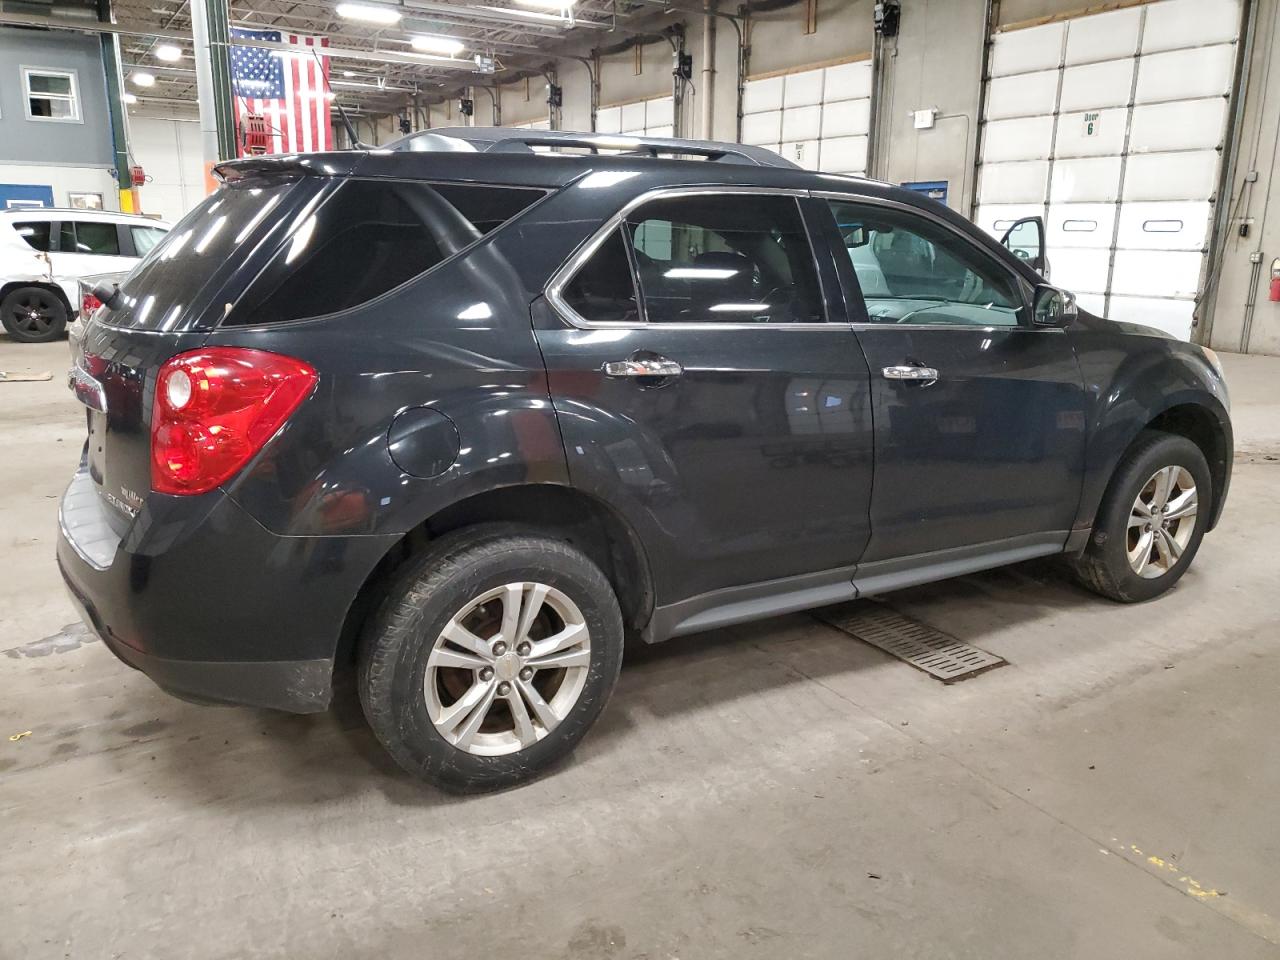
[1032,284,1077,328]
[1000,215,1046,275]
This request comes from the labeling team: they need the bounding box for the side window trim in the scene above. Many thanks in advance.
[547,186,835,330]
[812,191,1039,330]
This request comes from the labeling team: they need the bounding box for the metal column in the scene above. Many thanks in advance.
[96,0,134,211]
[190,0,237,168]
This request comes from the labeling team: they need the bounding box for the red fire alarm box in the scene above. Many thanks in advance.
[129,165,145,187]
[242,114,272,156]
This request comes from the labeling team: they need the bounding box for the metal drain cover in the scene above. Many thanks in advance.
[816,602,1006,682]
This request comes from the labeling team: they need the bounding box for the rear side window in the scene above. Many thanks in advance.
[225,180,544,326]
[60,221,121,255]
[625,194,825,324]
[12,221,52,251]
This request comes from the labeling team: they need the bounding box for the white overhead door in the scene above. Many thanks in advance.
[974,0,1240,339]
[740,59,872,175]
[596,96,675,139]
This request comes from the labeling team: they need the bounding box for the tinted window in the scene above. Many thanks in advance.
[829,200,1021,326]
[12,221,52,251]
[131,225,168,256]
[624,194,824,324]
[112,179,306,330]
[62,221,121,255]
[561,228,640,324]
[227,180,541,326]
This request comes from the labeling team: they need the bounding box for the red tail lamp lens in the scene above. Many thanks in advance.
[151,347,317,495]
[82,293,103,316]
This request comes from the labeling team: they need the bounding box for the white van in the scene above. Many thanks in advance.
[1,208,170,343]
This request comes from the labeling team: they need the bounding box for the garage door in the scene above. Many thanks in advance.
[740,59,872,174]
[974,0,1241,340]
[596,96,675,138]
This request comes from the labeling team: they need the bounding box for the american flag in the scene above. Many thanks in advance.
[230,28,333,155]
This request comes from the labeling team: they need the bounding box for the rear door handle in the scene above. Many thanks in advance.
[603,357,683,378]
[882,364,938,385]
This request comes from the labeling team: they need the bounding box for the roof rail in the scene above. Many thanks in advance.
[386,126,801,170]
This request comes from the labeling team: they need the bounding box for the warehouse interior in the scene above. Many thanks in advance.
[3,0,1280,956]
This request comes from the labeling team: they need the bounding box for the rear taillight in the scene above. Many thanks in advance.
[151,347,317,495]
[81,292,103,316]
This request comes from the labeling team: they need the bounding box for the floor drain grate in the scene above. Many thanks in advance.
[815,602,1006,683]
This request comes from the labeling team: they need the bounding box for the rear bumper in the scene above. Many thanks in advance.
[57,468,396,714]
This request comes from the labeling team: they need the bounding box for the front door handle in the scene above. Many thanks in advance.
[883,364,938,385]
[603,357,683,378]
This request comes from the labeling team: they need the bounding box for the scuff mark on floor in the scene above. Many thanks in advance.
[2,623,96,659]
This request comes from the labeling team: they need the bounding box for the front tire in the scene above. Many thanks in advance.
[358,527,624,791]
[1070,430,1211,602]
[1,286,68,343]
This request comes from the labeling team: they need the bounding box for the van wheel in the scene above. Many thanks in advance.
[358,526,624,792]
[1,286,68,343]
[1070,430,1211,603]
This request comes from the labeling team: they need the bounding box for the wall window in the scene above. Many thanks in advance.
[828,200,1021,327]
[23,68,81,122]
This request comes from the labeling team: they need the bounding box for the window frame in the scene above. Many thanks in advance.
[546,185,836,331]
[22,66,82,124]
[813,192,1047,332]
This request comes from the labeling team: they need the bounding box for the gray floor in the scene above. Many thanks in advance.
[2,339,1278,960]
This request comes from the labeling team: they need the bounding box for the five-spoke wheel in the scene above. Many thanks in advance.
[359,528,624,791]
[1071,429,1212,603]
[426,582,592,755]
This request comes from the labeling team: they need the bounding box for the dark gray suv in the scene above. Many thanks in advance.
[58,128,1232,791]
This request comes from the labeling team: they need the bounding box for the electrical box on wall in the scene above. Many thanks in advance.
[913,109,936,130]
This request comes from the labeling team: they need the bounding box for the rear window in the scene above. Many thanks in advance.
[12,220,53,251]
[111,180,302,329]
[224,179,544,326]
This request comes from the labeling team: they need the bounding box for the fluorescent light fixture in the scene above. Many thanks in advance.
[123,92,138,104]
[410,34,465,55]
[474,5,569,22]
[335,2,401,24]
[155,43,182,61]
[342,70,356,77]
[130,71,156,87]
[513,0,574,8]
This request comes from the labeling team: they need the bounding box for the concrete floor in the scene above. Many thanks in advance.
[1,337,1278,960]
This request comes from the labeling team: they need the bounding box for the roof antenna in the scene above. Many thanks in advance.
[312,47,372,150]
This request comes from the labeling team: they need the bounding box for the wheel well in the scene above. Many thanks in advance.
[0,281,73,314]
[1144,404,1228,520]
[335,484,655,665]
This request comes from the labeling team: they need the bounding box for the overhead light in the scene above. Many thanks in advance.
[155,43,182,61]
[513,0,574,8]
[130,71,156,87]
[335,3,401,24]
[410,34,465,56]
[474,5,569,22]
[342,70,356,77]
[124,92,138,104]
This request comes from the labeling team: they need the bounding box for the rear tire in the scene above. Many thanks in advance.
[1,286,68,343]
[358,526,624,792]
[1070,430,1211,602]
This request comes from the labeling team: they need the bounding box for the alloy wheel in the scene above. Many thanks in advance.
[8,291,60,337]
[1126,465,1198,579]
[424,582,591,756]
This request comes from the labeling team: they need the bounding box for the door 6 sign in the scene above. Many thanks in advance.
[1082,112,1100,137]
